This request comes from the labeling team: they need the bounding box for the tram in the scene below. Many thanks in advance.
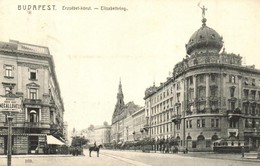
[213,139,249,153]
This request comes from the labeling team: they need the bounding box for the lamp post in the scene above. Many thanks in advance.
[7,114,13,166]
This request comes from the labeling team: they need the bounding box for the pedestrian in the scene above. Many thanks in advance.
[241,146,245,158]
[185,148,188,154]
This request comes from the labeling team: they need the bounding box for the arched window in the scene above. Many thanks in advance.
[29,110,37,123]
[211,135,218,141]
[197,135,205,141]
[187,136,192,140]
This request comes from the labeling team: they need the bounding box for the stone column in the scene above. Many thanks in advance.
[238,76,242,108]
[192,75,197,113]
[222,73,227,111]
[206,74,210,111]
[25,107,28,121]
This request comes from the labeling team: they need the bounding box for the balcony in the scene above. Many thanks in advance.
[186,110,193,115]
[210,108,219,114]
[24,99,42,105]
[143,124,149,131]
[171,114,181,124]
[196,109,206,114]
[24,122,41,128]
[50,123,59,129]
[227,108,242,120]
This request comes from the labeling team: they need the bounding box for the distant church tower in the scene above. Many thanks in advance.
[112,79,125,120]
[116,79,125,109]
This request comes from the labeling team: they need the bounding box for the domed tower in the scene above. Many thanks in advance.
[185,18,224,56]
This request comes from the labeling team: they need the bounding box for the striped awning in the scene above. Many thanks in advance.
[46,135,65,145]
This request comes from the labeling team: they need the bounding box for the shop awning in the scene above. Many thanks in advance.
[46,135,65,145]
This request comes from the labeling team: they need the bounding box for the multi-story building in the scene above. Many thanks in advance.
[144,15,260,151]
[145,80,174,141]
[0,40,65,154]
[94,125,111,145]
[132,107,146,141]
[111,80,141,143]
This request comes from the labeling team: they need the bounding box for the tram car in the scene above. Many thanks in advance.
[213,139,249,153]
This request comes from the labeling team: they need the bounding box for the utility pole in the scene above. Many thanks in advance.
[7,114,13,166]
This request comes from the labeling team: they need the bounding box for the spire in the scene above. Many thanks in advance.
[118,78,123,95]
[116,79,124,106]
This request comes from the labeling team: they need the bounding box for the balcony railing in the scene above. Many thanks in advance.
[227,108,242,120]
[186,110,193,115]
[143,124,149,130]
[24,99,42,105]
[210,108,219,114]
[24,122,41,127]
[171,114,181,124]
[196,109,206,114]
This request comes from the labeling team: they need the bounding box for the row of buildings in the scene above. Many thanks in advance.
[111,80,147,143]
[74,123,111,146]
[111,13,260,151]
[0,40,67,154]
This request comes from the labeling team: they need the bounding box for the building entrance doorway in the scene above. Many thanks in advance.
[28,136,38,154]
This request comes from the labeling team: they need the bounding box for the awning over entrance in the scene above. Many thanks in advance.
[46,135,65,145]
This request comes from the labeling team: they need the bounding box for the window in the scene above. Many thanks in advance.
[189,89,194,100]
[229,120,236,128]
[189,120,192,128]
[5,65,13,77]
[177,93,180,102]
[177,123,181,130]
[29,69,37,80]
[244,78,249,85]
[29,88,38,99]
[229,75,236,83]
[244,89,249,99]
[210,87,217,97]
[231,102,235,111]
[29,110,38,123]
[252,79,256,86]
[211,119,215,128]
[230,87,235,98]
[197,120,201,128]
[192,141,196,148]
[199,75,204,83]
[177,82,181,90]
[211,74,216,82]
[189,76,193,85]
[198,87,206,98]
[216,119,219,128]
[202,119,205,127]
[211,119,219,128]
[251,91,256,100]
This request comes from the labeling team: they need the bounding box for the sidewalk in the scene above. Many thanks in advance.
[0,154,76,158]
[104,149,260,163]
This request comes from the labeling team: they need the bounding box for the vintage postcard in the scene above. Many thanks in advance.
[0,0,260,165]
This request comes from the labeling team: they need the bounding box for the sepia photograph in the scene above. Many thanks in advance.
[0,0,260,165]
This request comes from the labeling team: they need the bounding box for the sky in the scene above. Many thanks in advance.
[0,0,260,132]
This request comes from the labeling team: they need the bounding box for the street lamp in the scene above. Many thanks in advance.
[7,114,13,166]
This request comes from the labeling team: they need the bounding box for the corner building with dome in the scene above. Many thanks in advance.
[144,16,260,152]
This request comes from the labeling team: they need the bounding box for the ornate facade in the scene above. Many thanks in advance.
[0,40,65,154]
[144,17,260,151]
[111,81,141,143]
